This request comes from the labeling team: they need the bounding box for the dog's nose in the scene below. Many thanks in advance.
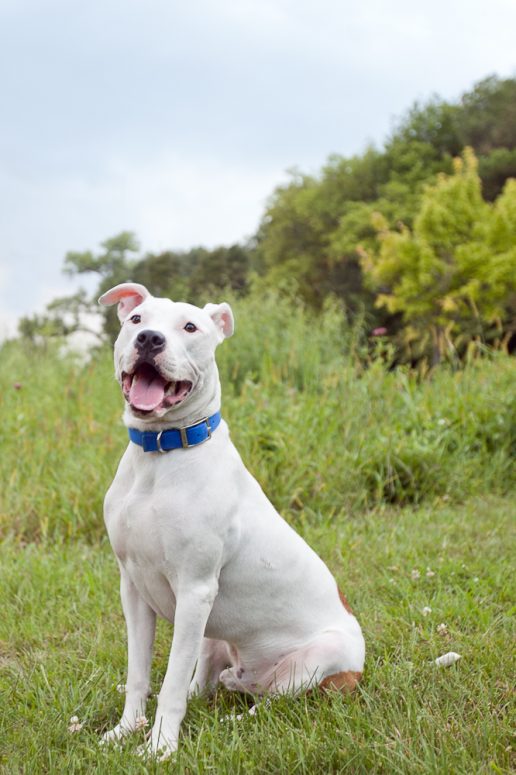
[135,329,166,353]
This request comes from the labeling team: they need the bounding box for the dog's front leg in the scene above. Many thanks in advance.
[102,569,156,744]
[146,578,218,759]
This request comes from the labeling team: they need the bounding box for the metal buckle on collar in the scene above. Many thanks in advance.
[156,430,166,454]
[180,417,212,449]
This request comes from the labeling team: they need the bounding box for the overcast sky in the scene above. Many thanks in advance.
[1,0,515,337]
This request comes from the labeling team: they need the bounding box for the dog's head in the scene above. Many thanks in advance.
[99,283,233,422]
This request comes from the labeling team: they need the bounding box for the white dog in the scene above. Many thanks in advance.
[98,283,365,759]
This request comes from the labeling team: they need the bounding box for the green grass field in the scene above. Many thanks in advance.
[1,295,515,773]
[1,498,514,774]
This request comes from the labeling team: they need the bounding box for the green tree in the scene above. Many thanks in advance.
[360,149,516,363]
[458,75,516,154]
[64,231,140,280]
[26,232,254,343]
[257,150,394,316]
[386,75,516,200]
[18,75,516,352]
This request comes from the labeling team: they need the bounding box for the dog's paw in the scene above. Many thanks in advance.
[100,724,128,746]
[100,713,149,747]
[219,667,240,691]
[136,732,178,762]
[101,726,126,746]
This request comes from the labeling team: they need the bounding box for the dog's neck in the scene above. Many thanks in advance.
[123,365,222,432]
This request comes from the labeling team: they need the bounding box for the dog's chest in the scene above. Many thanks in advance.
[106,466,187,551]
[103,456,195,612]
[106,490,164,560]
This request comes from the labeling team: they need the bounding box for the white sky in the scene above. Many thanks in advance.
[1,0,515,337]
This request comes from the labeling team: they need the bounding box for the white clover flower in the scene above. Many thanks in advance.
[437,623,448,635]
[422,606,432,616]
[68,715,83,733]
[135,715,149,731]
[411,569,421,580]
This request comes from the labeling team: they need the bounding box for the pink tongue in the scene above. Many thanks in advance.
[129,366,167,410]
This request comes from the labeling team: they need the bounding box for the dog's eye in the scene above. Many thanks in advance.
[130,314,141,324]
[184,322,197,333]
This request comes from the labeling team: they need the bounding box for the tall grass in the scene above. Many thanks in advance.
[1,290,515,542]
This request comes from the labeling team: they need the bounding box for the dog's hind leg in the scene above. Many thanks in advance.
[188,638,234,697]
[265,629,364,696]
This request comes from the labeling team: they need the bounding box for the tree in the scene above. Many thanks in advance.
[18,75,516,355]
[17,290,103,345]
[386,75,516,200]
[27,232,255,343]
[64,231,140,280]
[458,75,516,155]
[360,149,516,363]
[256,150,394,312]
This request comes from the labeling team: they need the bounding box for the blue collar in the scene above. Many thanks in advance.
[128,411,221,453]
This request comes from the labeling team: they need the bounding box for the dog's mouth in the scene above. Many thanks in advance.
[122,363,193,414]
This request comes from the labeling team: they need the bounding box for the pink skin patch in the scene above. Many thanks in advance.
[163,383,192,407]
[122,363,192,413]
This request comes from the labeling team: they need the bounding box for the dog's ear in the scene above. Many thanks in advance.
[204,302,234,341]
[98,283,151,323]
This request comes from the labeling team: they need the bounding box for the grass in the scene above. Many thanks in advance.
[0,293,515,772]
[1,496,514,773]
[1,292,515,542]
